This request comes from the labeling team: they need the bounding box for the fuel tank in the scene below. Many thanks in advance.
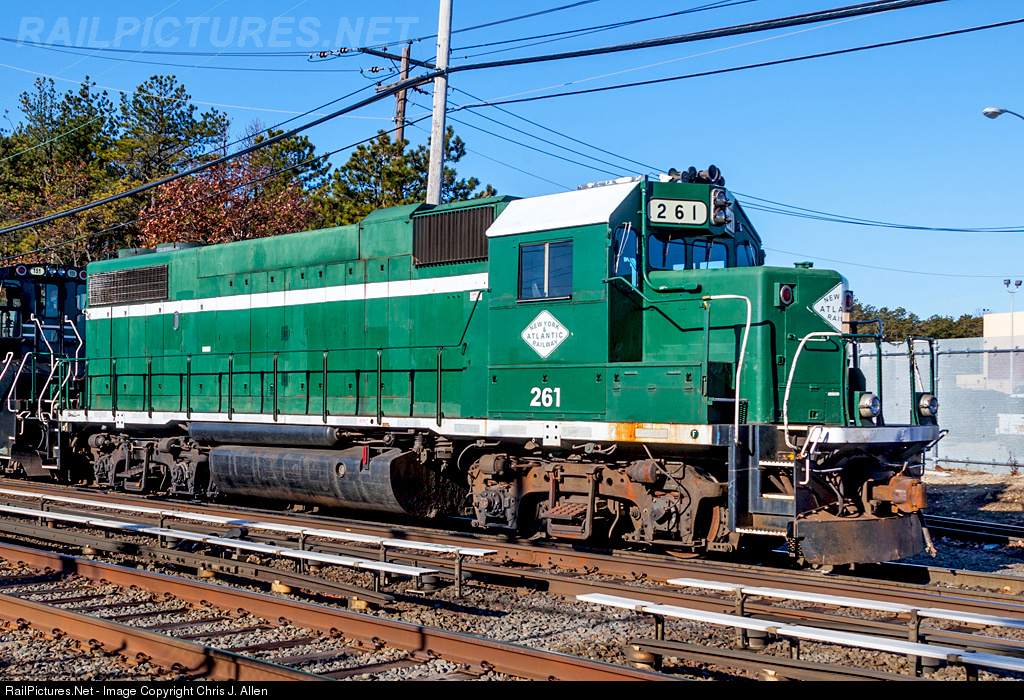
[208,445,464,517]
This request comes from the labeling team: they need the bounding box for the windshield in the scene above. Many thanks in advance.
[647,233,688,270]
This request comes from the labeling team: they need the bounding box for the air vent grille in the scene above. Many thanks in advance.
[413,206,493,266]
[89,265,169,307]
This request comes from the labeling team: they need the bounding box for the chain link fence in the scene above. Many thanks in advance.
[858,336,1024,474]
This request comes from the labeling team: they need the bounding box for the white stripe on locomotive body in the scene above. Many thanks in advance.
[83,272,490,320]
[58,409,729,448]
[57,408,938,448]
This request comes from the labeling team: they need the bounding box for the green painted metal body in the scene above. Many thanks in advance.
[76,181,857,433]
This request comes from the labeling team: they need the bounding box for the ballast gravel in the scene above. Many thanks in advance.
[2,467,1024,680]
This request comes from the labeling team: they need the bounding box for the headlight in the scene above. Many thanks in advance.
[918,393,938,418]
[858,393,881,418]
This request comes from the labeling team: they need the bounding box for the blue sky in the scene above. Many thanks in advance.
[1,0,1022,319]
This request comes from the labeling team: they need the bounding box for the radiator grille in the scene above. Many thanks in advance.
[88,265,169,307]
[413,206,493,266]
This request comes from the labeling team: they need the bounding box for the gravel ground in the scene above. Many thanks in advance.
[905,466,1024,574]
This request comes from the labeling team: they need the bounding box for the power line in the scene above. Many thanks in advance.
[0,35,313,57]
[451,14,1019,111]
[444,0,950,73]
[452,87,659,173]
[763,247,1010,279]
[0,72,432,237]
[3,39,369,73]
[405,119,572,191]
[453,1,757,57]
[437,1,604,39]
[312,1,607,60]
[3,114,434,264]
[0,0,952,237]
[2,79,396,228]
[739,191,1024,233]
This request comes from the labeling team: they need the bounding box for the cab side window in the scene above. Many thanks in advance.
[519,241,573,300]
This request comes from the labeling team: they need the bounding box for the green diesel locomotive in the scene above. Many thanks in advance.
[51,167,939,565]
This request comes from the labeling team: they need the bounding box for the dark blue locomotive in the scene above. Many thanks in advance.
[0,263,87,477]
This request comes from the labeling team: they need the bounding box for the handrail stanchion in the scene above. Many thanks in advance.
[273,352,279,422]
[186,355,192,419]
[436,346,444,427]
[111,357,117,417]
[322,351,328,423]
[376,348,383,426]
[228,354,234,420]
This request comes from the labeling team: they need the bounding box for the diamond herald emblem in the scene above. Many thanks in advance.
[521,310,570,359]
[813,283,844,331]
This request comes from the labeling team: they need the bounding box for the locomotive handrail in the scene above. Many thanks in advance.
[906,336,937,426]
[5,353,31,413]
[54,315,84,411]
[783,332,842,451]
[842,331,885,425]
[30,314,60,424]
[63,290,486,424]
[703,294,752,444]
[605,275,752,432]
[0,352,15,394]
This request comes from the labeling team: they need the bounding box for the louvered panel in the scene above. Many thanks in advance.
[88,265,169,307]
[413,207,493,266]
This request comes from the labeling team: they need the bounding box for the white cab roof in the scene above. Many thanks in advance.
[486,182,639,237]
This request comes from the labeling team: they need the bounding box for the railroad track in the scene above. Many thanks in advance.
[3,480,1024,680]
[0,540,662,681]
[925,514,1024,545]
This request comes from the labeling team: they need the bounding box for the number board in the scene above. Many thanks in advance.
[647,198,708,226]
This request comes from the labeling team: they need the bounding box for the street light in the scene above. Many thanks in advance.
[1006,279,1022,394]
[984,106,1024,121]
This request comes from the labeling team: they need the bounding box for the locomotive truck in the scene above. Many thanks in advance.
[10,168,940,566]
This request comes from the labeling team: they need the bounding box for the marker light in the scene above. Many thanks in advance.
[779,284,794,306]
[844,290,855,312]
[15,266,26,276]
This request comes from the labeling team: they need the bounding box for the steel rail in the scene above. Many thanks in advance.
[0,589,322,681]
[0,540,667,681]
[924,514,1024,545]
[3,496,1024,666]
[0,516,396,604]
[4,480,1024,616]
[4,505,1022,660]
[627,638,920,681]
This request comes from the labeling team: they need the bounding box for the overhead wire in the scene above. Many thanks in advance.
[2,113,434,264]
[3,41,370,73]
[762,248,1011,279]
[0,0,321,162]
[405,119,572,192]
[2,77,394,227]
[0,0,961,237]
[453,0,759,58]
[451,15,1022,111]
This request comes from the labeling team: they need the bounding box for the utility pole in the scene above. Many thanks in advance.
[394,44,410,146]
[426,0,452,205]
